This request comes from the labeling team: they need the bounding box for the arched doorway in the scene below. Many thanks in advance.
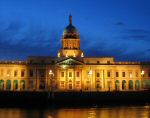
[13,80,18,90]
[0,80,4,90]
[142,80,147,89]
[129,80,133,90]
[6,80,11,90]
[135,80,140,90]
[20,80,25,90]
[122,80,126,90]
[115,80,120,91]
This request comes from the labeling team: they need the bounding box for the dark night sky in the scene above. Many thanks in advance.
[0,0,150,61]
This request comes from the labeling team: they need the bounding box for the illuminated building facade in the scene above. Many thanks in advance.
[0,15,150,92]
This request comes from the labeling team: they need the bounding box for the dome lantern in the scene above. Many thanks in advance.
[63,15,79,39]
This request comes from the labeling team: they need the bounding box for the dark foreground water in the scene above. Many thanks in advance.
[0,105,150,118]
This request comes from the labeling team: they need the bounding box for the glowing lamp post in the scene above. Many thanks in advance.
[141,70,145,90]
[48,70,55,99]
[88,69,93,91]
[49,70,54,90]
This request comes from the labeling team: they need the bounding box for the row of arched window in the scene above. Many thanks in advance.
[115,80,150,90]
[0,80,25,91]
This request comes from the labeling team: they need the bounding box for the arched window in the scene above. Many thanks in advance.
[122,80,126,90]
[0,80,4,90]
[6,80,11,90]
[13,80,18,90]
[115,80,120,91]
[135,80,140,90]
[20,80,25,90]
[129,80,133,90]
[142,80,147,89]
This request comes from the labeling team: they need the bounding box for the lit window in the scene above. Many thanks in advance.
[129,72,132,78]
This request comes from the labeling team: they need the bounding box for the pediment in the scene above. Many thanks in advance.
[56,57,84,65]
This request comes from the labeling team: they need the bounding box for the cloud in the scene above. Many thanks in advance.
[120,35,148,40]
[80,35,130,60]
[115,22,125,26]
[0,20,150,61]
[123,29,149,34]
[0,21,61,60]
[118,28,150,42]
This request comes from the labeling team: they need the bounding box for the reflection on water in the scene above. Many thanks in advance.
[0,105,149,118]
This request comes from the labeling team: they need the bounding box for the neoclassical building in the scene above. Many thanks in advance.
[0,15,150,92]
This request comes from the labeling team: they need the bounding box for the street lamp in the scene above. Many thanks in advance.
[141,70,144,77]
[49,70,54,90]
[48,69,55,99]
[88,69,92,91]
[141,70,145,90]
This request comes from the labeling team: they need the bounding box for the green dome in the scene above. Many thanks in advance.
[63,15,79,39]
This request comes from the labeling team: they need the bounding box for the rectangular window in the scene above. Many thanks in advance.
[97,61,100,64]
[61,72,64,77]
[29,70,33,77]
[122,72,125,77]
[76,72,79,77]
[69,72,72,77]
[14,70,18,77]
[61,81,65,87]
[116,72,119,77]
[96,73,100,77]
[107,71,111,77]
[21,70,25,77]
[76,81,80,87]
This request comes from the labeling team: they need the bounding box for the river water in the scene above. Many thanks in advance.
[0,105,149,118]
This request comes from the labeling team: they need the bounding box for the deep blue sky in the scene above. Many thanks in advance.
[0,0,150,61]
